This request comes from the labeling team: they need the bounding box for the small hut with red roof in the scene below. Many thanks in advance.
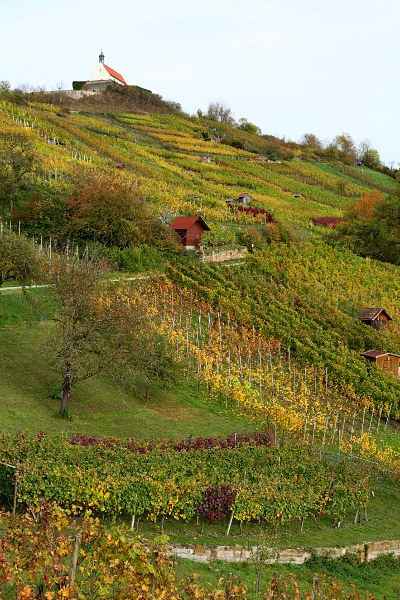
[86,51,127,91]
[170,216,210,250]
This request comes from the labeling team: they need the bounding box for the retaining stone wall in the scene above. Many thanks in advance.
[168,539,400,565]
[201,248,248,263]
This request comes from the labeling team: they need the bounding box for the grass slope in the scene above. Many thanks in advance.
[0,289,249,439]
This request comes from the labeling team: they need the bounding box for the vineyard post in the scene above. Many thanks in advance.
[325,367,328,395]
[303,418,308,441]
[226,511,235,537]
[312,418,317,445]
[331,414,339,445]
[287,347,291,372]
[384,404,392,429]
[12,462,19,517]
[226,348,231,408]
[258,347,262,401]
[268,342,274,397]
[367,407,374,435]
[248,351,252,384]
[361,407,366,437]
[322,415,329,446]
[68,533,82,592]
[340,414,346,442]
[376,406,383,433]
[350,412,356,443]
[198,307,202,338]
[186,325,190,359]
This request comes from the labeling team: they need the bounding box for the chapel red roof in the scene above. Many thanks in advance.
[104,64,127,85]
[170,216,210,231]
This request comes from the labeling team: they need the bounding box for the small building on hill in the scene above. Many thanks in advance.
[357,308,392,330]
[237,193,252,205]
[361,350,400,379]
[170,215,210,250]
[85,51,127,91]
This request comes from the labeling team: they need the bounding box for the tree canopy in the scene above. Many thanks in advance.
[337,189,400,264]
[0,230,44,287]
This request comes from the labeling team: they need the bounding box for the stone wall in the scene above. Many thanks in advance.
[168,539,400,565]
[201,248,248,263]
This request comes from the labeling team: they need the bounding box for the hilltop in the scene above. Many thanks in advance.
[0,89,399,599]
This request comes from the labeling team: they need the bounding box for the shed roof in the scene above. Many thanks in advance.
[104,64,127,85]
[170,216,210,231]
[357,308,392,322]
[361,349,400,359]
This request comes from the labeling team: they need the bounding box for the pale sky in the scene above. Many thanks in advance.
[1,0,399,165]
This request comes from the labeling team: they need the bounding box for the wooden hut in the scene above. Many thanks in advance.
[361,350,400,379]
[169,216,210,250]
[357,308,392,330]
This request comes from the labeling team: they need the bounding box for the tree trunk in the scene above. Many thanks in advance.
[145,380,150,402]
[60,367,72,417]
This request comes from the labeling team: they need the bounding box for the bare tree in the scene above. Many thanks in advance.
[206,101,235,125]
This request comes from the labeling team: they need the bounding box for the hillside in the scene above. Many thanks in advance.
[0,94,399,598]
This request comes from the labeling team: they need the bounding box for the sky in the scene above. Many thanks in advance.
[1,0,399,165]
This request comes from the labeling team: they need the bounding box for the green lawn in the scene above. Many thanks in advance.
[0,289,250,439]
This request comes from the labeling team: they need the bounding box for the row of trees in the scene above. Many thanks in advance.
[198,101,389,172]
[300,132,383,169]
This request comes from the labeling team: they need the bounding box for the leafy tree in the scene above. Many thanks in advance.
[300,133,322,149]
[50,256,178,416]
[17,171,179,252]
[337,189,400,263]
[0,230,44,287]
[0,130,35,213]
[327,133,357,164]
[237,118,261,135]
[0,81,11,93]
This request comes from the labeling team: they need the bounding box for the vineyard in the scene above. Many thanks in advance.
[0,93,400,598]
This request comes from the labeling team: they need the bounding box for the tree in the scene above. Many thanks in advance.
[358,140,381,169]
[237,118,261,135]
[0,130,35,213]
[206,101,235,125]
[337,189,400,263]
[0,230,44,288]
[17,170,179,251]
[300,133,322,149]
[50,256,178,416]
[327,133,357,164]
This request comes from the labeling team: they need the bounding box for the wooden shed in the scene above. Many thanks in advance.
[169,215,210,250]
[357,308,392,330]
[361,350,400,379]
